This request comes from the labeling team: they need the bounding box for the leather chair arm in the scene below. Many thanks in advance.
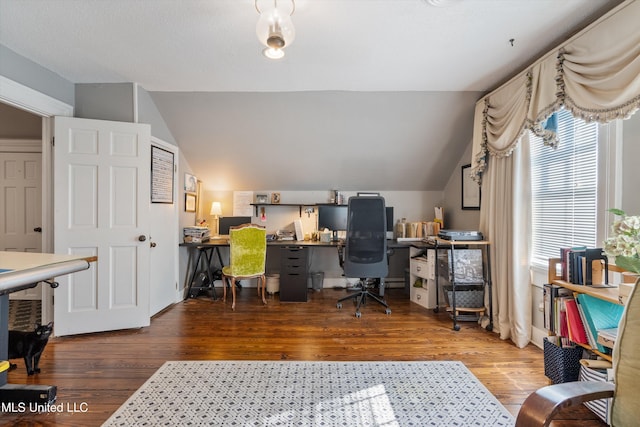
[515,381,614,426]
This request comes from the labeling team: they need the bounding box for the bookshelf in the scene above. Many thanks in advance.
[547,258,627,362]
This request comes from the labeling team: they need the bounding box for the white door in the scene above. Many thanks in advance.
[0,151,43,299]
[149,139,179,315]
[53,116,151,336]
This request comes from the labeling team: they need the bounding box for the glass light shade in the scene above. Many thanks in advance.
[256,1,295,52]
[210,201,222,216]
[263,47,285,59]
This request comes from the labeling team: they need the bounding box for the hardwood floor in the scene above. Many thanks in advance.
[4,287,605,426]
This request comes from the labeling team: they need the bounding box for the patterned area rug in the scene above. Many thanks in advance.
[103,360,514,426]
[8,299,41,331]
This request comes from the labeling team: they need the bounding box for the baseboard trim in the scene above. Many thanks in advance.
[531,325,546,350]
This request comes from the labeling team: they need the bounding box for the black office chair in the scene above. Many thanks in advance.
[336,196,391,317]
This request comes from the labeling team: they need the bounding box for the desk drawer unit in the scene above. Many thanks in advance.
[280,246,309,302]
[409,251,437,309]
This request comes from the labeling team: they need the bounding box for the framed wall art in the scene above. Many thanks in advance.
[184,173,197,193]
[151,145,175,204]
[461,164,481,210]
[185,193,197,212]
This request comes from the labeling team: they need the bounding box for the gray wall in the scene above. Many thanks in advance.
[137,86,176,145]
[0,44,74,107]
[74,83,177,145]
[75,83,135,123]
[442,142,480,230]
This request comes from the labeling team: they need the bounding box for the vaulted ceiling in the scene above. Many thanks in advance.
[0,0,622,191]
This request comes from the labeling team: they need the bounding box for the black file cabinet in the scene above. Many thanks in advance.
[280,246,309,302]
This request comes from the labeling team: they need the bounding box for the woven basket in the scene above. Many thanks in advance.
[443,285,484,308]
[543,337,583,384]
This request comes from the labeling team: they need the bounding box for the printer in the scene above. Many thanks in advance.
[438,229,483,241]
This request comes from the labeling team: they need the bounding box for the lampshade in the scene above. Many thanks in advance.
[210,201,222,216]
[255,0,295,59]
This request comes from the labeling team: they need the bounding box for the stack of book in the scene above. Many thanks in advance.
[545,282,624,352]
[559,247,608,286]
[183,226,210,243]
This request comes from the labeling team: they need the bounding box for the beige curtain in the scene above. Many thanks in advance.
[472,0,640,181]
[470,0,640,348]
[479,135,531,348]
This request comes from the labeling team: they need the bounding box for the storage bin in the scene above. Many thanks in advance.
[443,284,484,308]
[579,364,612,424]
[543,337,584,384]
[266,274,280,294]
[310,271,324,291]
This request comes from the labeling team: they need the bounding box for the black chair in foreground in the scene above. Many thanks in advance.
[336,196,391,317]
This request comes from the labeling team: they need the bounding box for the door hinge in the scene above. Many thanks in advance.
[51,136,55,146]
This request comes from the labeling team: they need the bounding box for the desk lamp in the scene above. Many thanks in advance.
[210,201,222,236]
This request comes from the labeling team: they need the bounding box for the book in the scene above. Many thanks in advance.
[597,327,618,349]
[576,294,625,353]
[565,298,588,344]
[543,284,572,333]
[575,296,598,349]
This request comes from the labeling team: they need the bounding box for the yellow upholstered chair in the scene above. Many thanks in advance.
[222,223,267,310]
[516,281,640,426]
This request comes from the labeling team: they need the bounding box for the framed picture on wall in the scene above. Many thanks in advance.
[271,192,281,204]
[151,145,175,204]
[184,173,197,193]
[185,193,197,212]
[461,164,481,210]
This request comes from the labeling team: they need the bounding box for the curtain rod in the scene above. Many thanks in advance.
[478,0,632,103]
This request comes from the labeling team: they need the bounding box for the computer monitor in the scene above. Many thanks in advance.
[317,205,348,240]
[386,206,394,238]
[218,216,251,235]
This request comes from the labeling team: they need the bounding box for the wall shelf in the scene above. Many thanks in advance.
[250,203,344,217]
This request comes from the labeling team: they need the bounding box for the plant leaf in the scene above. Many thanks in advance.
[615,255,640,275]
[609,208,626,216]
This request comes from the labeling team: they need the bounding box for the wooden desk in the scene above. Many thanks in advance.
[180,239,414,299]
[0,252,96,404]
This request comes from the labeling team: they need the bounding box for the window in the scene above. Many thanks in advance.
[530,109,599,266]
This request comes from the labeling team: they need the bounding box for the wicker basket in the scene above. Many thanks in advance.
[443,284,484,308]
[543,337,584,384]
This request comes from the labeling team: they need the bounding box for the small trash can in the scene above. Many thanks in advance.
[266,273,280,294]
[311,271,324,292]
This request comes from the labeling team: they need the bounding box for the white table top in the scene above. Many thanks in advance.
[0,251,96,295]
[0,251,95,272]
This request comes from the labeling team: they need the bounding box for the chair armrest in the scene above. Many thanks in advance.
[515,381,614,427]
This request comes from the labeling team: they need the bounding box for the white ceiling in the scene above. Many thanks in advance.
[0,0,621,191]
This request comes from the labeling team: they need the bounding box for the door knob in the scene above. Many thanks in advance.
[138,235,147,242]
[150,242,157,248]
[34,227,42,232]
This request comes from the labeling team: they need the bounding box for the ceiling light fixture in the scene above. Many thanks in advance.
[255,0,295,59]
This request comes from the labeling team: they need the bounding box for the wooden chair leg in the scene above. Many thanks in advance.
[222,275,227,303]
[231,279,236,310]
[260,274,267,305]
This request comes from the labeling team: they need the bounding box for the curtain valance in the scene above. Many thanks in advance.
[471,0,640,183]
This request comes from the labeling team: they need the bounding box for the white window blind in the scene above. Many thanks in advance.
[530,109,599,266]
